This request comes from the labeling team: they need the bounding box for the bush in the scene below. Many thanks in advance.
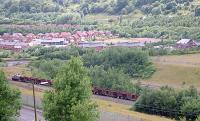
[0,51,11,58]
[56,13,81,24]
[89,66,141,93]
[0,62,6,67]
[83,47,155,78]
[141,5,153,14]
[181,98,200,121]
[134,86,200,120]
[151,7,161,15]
[195,7,200,16]
[29,59,64,79]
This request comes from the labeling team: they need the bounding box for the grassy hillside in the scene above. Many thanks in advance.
[143,54,200,89]
[0,0,199,24]
[0,0,198,16]
[1,0,200,40]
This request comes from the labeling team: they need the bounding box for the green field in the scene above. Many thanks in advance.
[143,54,200,89]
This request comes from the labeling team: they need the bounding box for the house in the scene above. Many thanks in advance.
[37,33,45,39]
[176,39,199,49]
[26,33,36,42]
[2,33,13,41]
[12,33,26,41]
[60,32,71,38]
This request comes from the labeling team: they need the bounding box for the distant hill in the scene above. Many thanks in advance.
[0,0,200,19]
[1,0,200,40]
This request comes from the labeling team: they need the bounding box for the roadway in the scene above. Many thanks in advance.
[19,106,45,121]
[19,106,136,121]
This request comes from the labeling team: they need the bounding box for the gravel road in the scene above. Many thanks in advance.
[19,106,138,121]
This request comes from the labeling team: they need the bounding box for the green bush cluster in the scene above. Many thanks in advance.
[27,46,154,93]
[134,86,200,121]
[83,47,155,78]
[89,66,142,93]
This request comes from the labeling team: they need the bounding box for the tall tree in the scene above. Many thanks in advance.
[0,71,21,121]
[114,0,128,13]
[43,57,99,121]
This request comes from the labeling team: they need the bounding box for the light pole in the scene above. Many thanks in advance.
[32,80,38,121]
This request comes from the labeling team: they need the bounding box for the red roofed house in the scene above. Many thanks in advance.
[26,33,36,42]
[60,32,71,38]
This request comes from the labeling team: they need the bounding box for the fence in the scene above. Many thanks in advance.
[21,94,149,121]
[21,94,42,109]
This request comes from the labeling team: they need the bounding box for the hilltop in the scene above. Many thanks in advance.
[1,0,200,16]
[1,0,200,40]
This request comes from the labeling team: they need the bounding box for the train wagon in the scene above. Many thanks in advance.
[11,74,139,101]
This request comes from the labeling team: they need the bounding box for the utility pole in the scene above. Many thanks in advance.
[32,80,38,121]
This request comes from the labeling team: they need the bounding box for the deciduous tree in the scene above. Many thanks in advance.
[0,71,21,121]
[43,57,99,121]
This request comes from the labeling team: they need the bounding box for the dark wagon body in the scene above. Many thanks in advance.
[11,75,139,101]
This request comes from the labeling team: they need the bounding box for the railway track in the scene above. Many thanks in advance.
[11,75,139,101]
[11,80,134,105]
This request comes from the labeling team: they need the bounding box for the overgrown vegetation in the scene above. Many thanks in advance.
[1,0,200,40]
[0,0,197,16]
[133,86,200,121]
[27,46,154,93]
[0,71,21,121]
[89,66,142,93]
[83,47,155,78]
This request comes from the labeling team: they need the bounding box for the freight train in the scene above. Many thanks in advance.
[12,74,139,101]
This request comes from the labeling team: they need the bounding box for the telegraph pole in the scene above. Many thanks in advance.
[32,80,38,121]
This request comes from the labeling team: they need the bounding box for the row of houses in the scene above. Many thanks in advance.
[0,41,28,52]
[0,30,114,43]
[0,37,162,51]
[1,35,199,52]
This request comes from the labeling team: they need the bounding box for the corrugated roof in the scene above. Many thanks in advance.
[78,41,107,48]
[177,39,191,44]
[112,42,145,47]
[33,38,65,43]
[0,41,28,46]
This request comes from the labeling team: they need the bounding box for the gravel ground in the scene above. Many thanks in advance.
[12,81,135,105]
[19,106,141,121]
[93,95,133,106]
[20,94,144,121]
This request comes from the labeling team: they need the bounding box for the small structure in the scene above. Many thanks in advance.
[78,41,107,51]
[0,41,28,51]
[30,38,67,47]
[111,42,145,48]
[176,39,200,49]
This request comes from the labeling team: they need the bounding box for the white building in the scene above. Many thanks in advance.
[29,38,68,47]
